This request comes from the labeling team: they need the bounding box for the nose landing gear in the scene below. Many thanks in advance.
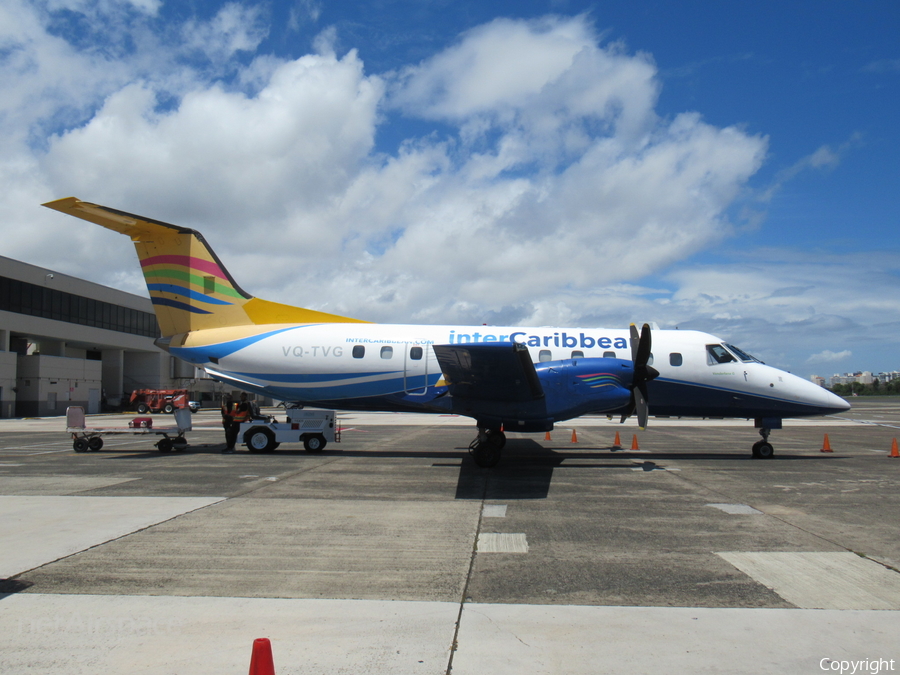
[752,427,775,458]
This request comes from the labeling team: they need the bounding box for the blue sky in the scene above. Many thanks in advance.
[2,0,898,378]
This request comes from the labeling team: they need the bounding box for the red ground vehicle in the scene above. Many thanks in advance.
[129,389,192,415]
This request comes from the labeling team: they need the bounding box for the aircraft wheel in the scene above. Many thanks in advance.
[73,438,89,453]
[752,440,774,459]
[468,429,505,468]
[157,437,174,453]
[245,427,277,453]
[88,437,104,451]
[303,434,326,453]
[173,437,188,451]
[471,441,502,468]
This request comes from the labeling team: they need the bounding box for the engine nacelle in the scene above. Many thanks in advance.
[456,357,634,432]
[534,357,633,422]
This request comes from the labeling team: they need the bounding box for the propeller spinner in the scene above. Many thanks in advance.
[620,323,660,429]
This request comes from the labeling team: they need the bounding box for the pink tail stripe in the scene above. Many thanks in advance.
[140,255,228,280]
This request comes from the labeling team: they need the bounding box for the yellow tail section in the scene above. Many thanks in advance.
[43,198,368,337]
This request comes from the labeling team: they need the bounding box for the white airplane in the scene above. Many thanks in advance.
[44,197,850,466]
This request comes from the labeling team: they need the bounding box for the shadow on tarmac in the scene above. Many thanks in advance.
[86,439,841,502]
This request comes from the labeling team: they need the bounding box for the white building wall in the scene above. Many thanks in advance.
[0,351,17,418]
[16,354,102,416]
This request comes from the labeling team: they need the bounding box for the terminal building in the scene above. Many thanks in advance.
[0,254,212,417]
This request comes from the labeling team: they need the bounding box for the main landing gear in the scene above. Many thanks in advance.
[469,427,505,468]
[752,427,775,459]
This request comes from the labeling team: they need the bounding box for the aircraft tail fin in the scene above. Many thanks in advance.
[42,198,367,337]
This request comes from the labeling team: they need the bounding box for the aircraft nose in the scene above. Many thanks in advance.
[798,376,851,414]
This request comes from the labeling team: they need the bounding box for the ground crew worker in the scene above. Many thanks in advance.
[233,393,252,425]
[221,394,236,453]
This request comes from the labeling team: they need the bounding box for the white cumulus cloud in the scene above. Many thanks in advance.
[807,350,852,364]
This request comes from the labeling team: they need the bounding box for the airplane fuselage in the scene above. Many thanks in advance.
[43,197,851,463]
[167,323,847,425]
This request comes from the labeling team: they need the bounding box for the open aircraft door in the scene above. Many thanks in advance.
[403,341,434,396]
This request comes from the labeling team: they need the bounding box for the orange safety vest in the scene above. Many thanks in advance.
[232,402,251,423]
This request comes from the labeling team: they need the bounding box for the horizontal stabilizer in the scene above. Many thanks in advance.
[433,342,544,402]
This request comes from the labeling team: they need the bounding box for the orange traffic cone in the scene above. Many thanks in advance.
[631,434,640,450]
[544,431,552,441]
[890,438,899,458]
[571,429,578,443]
[820,434,833,453]
[612,431,622,450]
[249,638,275,675]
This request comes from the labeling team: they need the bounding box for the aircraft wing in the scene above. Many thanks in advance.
[432,342,544,402]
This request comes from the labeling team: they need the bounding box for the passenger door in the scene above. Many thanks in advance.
[403,342,432,396]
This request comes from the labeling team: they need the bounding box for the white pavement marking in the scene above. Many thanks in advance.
[452,604,900,675]
[0,496,225,578]
[483,505,507,518]
[716,551,900,609]
[0,594,457,675]
[478,533,528,553]
[707,503,764,515]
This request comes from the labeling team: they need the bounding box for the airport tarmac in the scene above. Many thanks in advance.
[1,399,899,674]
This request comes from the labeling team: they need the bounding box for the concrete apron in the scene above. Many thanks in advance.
[2,594,898,675]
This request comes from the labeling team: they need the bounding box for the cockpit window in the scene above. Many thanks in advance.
[725,343,761,363]
[706,344,737,365]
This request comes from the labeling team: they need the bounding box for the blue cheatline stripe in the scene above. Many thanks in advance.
[151,297,212,315]
[147,283,234,306]
[206,369,443,402]
[652,377,846,416]
[654,376,803,406]
[229,371,397,383]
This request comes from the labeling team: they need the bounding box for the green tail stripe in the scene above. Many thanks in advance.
[143,268,245,300]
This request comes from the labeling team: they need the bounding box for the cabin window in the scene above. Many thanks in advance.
[352,345,365,359]
[571,350,584,359]
[381,346,393,359]
[669,353,683,366]
[410,346,423,360]
[603,351,616,358]
[539,350,552,362]
[707,344,736,365]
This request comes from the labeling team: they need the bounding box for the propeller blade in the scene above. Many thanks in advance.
[635,323,652,369]
[635,384,649,430]
[629,323,640,362]
[624,323,657,428]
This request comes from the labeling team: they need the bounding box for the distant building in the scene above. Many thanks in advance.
[0,255,212,417]
[820,371,900,388]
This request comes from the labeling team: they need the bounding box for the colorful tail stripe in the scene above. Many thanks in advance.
[152,296,213,315]
[140,253,246,314]
[143,269,245,299]
[141,254,229,280]
[146,283,234,305]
